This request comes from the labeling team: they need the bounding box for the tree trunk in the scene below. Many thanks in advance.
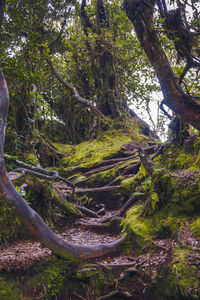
[123,0,200,130]
[81,0,126,118]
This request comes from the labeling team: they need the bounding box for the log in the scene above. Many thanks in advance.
[0,69,124,259]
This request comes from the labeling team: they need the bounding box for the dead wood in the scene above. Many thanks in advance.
[5,156,75,188]
[77,221,109,229]
[96,204,105,215]
[76,205,99,218]
[76,185,121,193]
[0,69,124,259]
[86,154,138,169]
[97,290,119,300]
[138,147,159,176]
[11,168,75,195]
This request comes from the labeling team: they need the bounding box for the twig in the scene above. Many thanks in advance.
[72,292,87,300]
[97,290,119,300]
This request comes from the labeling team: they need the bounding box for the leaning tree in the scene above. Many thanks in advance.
[123,0,200,129]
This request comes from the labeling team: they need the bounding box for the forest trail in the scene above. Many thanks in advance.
[2,140,200,299]
[1,175,200,299]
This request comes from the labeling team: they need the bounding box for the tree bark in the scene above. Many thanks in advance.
[0,69,124,259]
[123,0,200,130]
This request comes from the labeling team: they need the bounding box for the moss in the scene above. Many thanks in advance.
[0,194,25,245]
[54,123,151,168]
[121,170,144,196]
[122,204,155,243]
[0,276,23,300]
[75,265,115,298]
[189,217,200,238]
[60,129,133,167]
[26,178,79,223]
[87,167,118,187]
[25,153,39,166]
[49,187,79,215]
[153,248,200,299]
[171,249,199,299]
[0,256,74,300]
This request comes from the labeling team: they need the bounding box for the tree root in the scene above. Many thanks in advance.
[76,185,121,193]
[101,192,144,223]
[76,205,99,218]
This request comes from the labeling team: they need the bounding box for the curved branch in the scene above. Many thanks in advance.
[45,56,105,119]
[0,69,123,259]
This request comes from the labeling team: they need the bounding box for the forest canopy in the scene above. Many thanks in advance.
[0,0,199,149]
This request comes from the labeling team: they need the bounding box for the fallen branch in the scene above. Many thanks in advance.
[77,221,109,229]
[76,185,121,193]
[97,290,119,300]
[76,205,99,218]
[0,69,124,259]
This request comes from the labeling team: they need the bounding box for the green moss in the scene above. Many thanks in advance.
[76,265,115,298]
[54,123,151,168]
[121,170,144,196]
[0,195,24,245]
[0,276,23,300]
[153,248,200,299]
[171,249,199,298]
[189,217,200,238]
[25,153,39,166]
[122,204,154,238]
[87,167,118,187]
[0,256,74,300]
[60,130,133,167]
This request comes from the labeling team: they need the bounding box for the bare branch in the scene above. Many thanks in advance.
[45,56,105,119]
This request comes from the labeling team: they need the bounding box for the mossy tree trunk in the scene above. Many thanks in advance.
[81,0,126,118]
[123,0,200,130]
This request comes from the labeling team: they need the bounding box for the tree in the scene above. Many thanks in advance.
[123,0,200,130]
